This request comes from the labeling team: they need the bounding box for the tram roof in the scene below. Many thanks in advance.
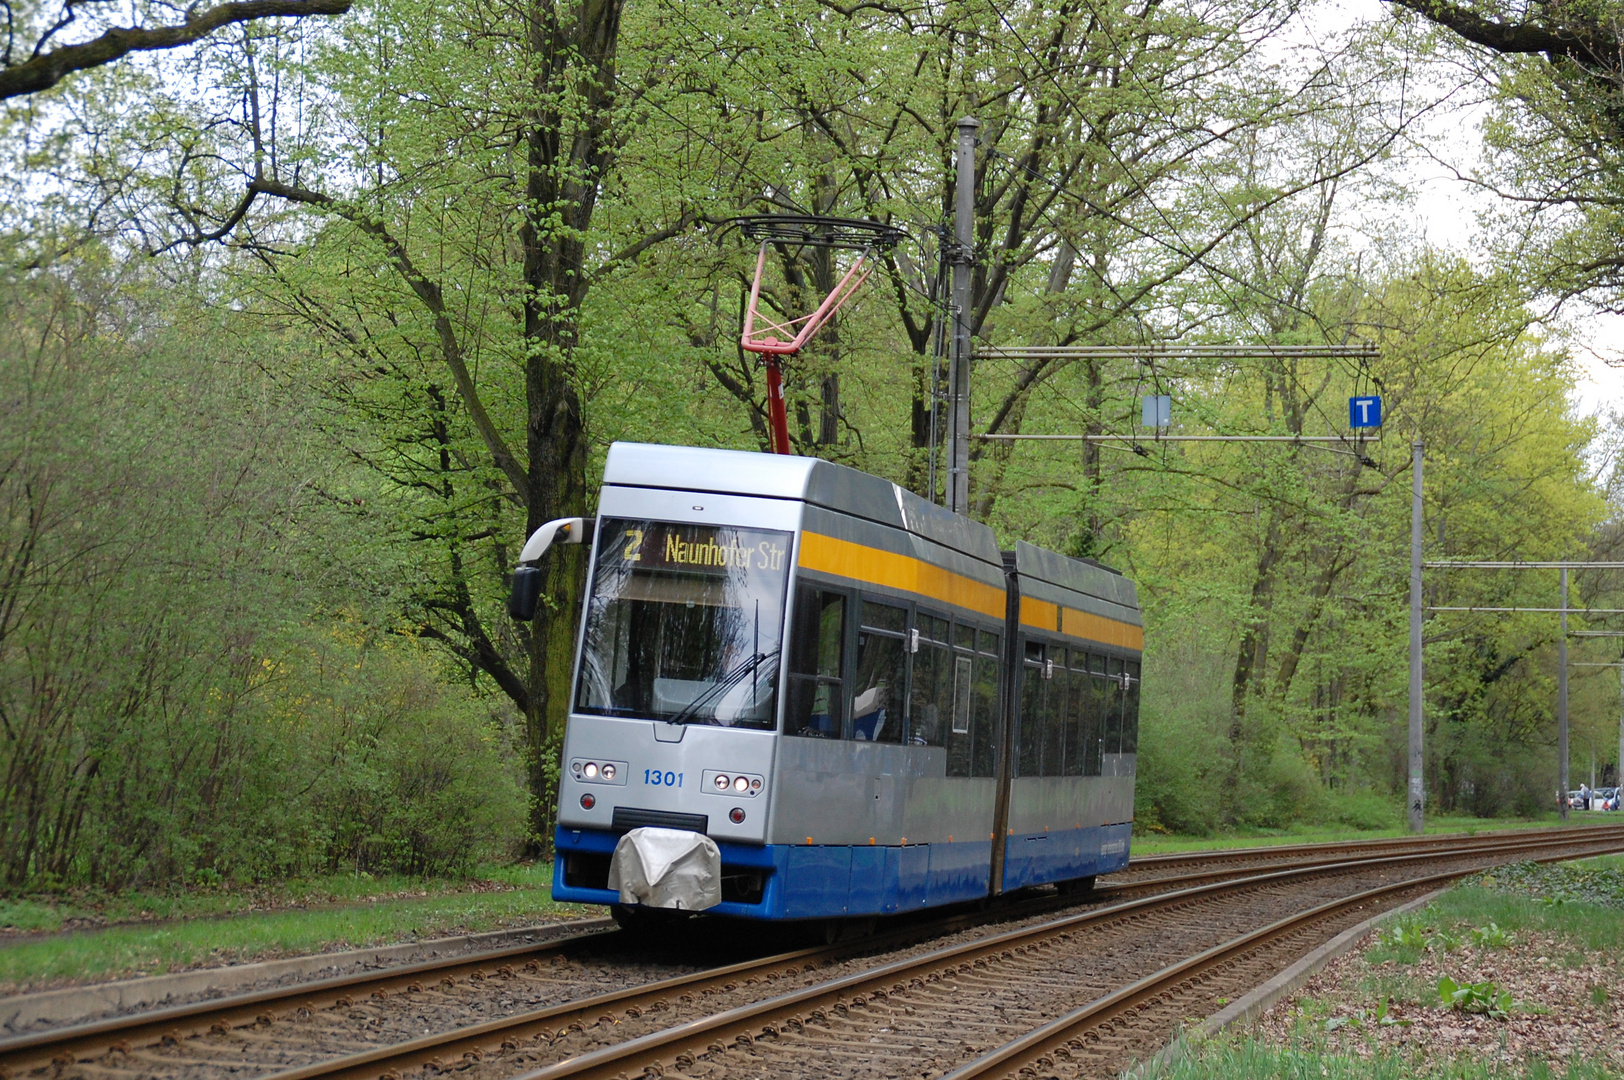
[604,442,1002,566]
[1014,541,1139,615]
[603,444,1140,614]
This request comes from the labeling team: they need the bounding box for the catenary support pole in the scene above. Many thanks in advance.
[948,116,977,514]
[1409,440,1425,833]
[1618,653,1623,791]
[1560,566,1569,821]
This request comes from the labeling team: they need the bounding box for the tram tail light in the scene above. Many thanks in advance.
[580,793,596,809]
[729,807,746,824]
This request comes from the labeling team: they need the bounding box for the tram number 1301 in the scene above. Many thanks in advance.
[644,770,683,787]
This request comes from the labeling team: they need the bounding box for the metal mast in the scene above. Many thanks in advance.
[947,116,977,514]
[1409,441,1424,833]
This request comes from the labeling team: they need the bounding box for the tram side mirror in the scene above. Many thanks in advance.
[508,517,594,622]
[509,565,544,621]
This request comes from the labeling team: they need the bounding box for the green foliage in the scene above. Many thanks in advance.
[1417,884,1624,956]
[0,863,577,989]
[1469,922,1509,949]
[1435,975,1512,1019]
[1155,1035,1614,1079]
[1376,917,1429,954]
[4,0,1622,873]
[1472,861,1624,909]
[1322,997,1412,1032]
[0,257,527,891]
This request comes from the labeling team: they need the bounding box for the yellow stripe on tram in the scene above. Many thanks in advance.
[1022,596,1144,652]
[797,532,1006,620]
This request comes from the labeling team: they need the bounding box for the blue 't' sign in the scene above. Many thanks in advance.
[1349,395,1382,429]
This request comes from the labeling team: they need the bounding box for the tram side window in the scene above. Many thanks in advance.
[853,598,907,743]
[784,586,846,739]
[971,631,1000,778]
[1082,655,1105,776]
[1041,646,1066,777]
[908,612,952,749]
[1064,652,1088,777]
[1104,656,1124,756]
[1018,640,1046,777]
[1123,659,1141,755]
[946,647,974,777]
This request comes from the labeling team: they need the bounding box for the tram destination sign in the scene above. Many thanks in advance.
[614,520,789,573]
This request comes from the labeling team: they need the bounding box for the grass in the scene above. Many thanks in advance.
[1150,1036,1618,1079]
[0,864,557,934]
[0,863,593,991]
[1426,881,1624,954]
[1144,855,1624,1079]
[1129,813,1590,856]
[0,821,1613,995]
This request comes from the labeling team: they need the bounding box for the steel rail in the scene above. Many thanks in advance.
[0,883,1120,1074]
[8,824,1621,1078]
[1097,823,1624,899]
[248,827,1624,1080]
[356,829,1624,1080]
[940,869,1470,1079]
[0,921,613,1065]
[1121,821,1621,872]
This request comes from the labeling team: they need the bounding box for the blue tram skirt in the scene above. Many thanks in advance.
[552,823,1132,920]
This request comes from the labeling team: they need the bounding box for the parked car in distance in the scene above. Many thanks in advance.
[1569,790,1586,809]
[1595,787,1620,811]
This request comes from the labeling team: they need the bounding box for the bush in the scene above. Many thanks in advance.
[1321,789,1400,831]
[309,645,530,876]
[1135,708,1223,836]
[0,270,530,891]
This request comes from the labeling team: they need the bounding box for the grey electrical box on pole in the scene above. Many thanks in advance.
[1560,566,1569,821]
[948,116,978,514]
[1409,440,1425,834]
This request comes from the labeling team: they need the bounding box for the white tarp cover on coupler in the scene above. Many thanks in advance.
[607,827,722,910]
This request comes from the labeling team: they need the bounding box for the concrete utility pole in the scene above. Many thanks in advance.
[1618,655,1623,792]
[1409,440,1425,834]
[947,116,978,515]
[1560,566,1569,821]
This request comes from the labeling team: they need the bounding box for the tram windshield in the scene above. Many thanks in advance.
[574,518,792,728]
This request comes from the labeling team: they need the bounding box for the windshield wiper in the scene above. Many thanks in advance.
[666,650,780,726]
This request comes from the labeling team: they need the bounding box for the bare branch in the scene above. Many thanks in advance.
[0,0,352,100]
[250,177,532,506]
[1384,0,1597,61]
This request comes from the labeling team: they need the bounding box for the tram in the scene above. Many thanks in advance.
[509,442,1141,923]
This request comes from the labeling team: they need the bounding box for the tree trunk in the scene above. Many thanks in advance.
[514,0,623,848]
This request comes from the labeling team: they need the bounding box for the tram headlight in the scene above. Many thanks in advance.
[583,762,598,779]
[714,774,731,790]
[600,763,616,780]
[733,775,749,792]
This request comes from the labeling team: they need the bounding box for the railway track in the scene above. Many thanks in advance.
[6,822,1622,1080]
[1114,823,1603,877]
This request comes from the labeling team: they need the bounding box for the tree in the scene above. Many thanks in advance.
[82,0,710,845]
[1385,0,1624,303]
[0,0,351,100]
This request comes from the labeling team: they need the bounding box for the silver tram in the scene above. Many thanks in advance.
[512,443,1141,922]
